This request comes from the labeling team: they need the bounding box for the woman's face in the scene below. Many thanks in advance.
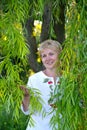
[41,48,58,70]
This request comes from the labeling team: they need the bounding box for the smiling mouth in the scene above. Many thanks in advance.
[46,61,54,65]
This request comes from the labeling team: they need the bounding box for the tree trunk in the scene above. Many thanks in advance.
[40,2,52,42]
[53,4,65,44]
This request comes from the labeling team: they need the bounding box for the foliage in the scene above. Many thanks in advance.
[0,106,28,130]
[50,1,87,130]
[0,0,87,130]
[0,0,29,121]
[0,0,44,128]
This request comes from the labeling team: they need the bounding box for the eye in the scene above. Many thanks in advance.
[41,54,46,58]
[49,52,54,56]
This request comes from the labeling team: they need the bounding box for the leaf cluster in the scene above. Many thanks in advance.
[50,0,87,130]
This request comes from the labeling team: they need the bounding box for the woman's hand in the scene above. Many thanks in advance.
[20,85,29,97]
[20,86,30,111]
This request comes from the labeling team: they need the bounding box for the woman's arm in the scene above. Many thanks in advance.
[20,86,30,112]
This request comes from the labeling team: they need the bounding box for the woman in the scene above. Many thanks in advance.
[21,39,62,130]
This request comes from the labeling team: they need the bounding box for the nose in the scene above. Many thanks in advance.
[45,55,51,60]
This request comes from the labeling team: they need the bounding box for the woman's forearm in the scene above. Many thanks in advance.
[20,86,30,112]
[22,95,30,111]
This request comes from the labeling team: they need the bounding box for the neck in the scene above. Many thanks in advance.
[43,68,57,78]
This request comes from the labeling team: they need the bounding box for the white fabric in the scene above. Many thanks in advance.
[21,71,60,130]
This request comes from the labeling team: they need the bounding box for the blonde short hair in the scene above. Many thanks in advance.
[39,39,62,54]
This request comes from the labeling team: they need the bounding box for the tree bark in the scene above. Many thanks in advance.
[53,4,65,44]
[40,2,52,42]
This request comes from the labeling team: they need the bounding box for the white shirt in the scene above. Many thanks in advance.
[21,71,60,130]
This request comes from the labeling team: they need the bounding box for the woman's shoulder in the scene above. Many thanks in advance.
[29,71,43,79]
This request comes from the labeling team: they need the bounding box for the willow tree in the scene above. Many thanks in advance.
[0,0,65,128]
[0,0,43,129]
[0,0,87,130]
[50,1,87,130]
[0,1,30,129]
